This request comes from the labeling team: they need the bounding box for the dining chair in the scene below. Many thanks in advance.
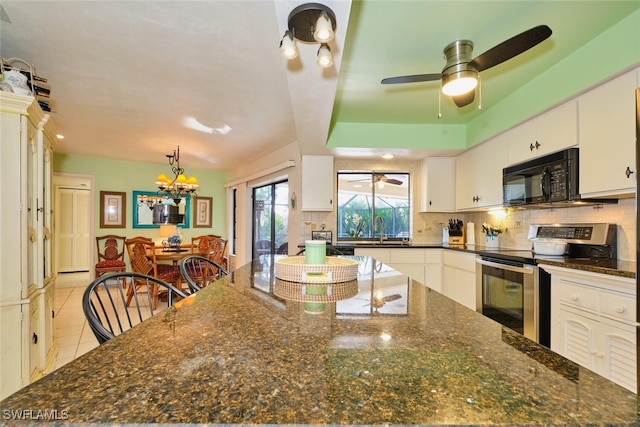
[125,236,182,309]
[179,255,229,294]
[83,271,187,344]
[95,235,127,279]
[210,238,228,268]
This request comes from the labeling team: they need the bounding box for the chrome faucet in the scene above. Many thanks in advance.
[374,215,385,244]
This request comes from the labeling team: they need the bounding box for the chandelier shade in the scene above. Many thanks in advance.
[154,146,199,205]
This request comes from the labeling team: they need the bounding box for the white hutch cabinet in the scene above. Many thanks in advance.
[0,92,57,400]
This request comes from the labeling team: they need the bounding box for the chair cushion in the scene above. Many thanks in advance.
[96,260,126,268]
[156,264,179,280]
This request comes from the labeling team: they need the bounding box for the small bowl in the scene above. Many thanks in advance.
[533,239,567,256]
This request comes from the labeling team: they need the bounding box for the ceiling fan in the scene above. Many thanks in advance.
[350,173,403,185]
[381,25,552,108]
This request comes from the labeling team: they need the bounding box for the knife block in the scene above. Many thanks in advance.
[448,227,465,245]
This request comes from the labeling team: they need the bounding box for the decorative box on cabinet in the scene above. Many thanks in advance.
[0,92,57,400]
[505,100,578,166]
[544,264,636,393]
[420,157,455,212]
[577,68,638,199]
[301,155,333,211]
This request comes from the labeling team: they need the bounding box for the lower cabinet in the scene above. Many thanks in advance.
[441,250,477,310]
[544,264,636,393]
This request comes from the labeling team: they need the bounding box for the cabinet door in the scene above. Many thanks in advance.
[578,69,637,198]
[506,101,578,165]
[456,135,506,211]
[600,326,636,393]
[420,157,455,212]
[301,155,333,211]
[556,309,594,368]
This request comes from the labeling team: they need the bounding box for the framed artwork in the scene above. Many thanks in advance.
[312,231,332,242]
[132,190,190,229]
[100,191,126,228]
[193,196,213,228]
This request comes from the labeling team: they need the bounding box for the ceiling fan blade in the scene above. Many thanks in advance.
[452,90,476,107]
[385,179,403,185]
[469,25,552,72]
[382,294,402,302]
[381,73,441,85]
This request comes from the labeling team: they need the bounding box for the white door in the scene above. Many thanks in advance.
[55,187,91,273]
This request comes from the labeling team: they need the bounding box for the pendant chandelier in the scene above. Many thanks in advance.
[154,146,199,205]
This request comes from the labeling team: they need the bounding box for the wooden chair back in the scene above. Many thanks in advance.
[95,235,126,277]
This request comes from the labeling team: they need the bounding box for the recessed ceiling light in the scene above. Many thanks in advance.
[382,153,394,159]
[56,134,64,139]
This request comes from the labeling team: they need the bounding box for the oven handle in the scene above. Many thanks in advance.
[476,258,535,275]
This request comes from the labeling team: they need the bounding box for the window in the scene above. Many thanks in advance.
[337,172,410,241]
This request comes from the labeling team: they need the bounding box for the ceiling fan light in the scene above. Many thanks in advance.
[316,43,334,68]
[313,11,334,43]
[280,30,298,60]
[442,70,478,96]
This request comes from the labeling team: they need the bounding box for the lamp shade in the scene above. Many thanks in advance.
[316,43,334,68]
[313,11,334,43]
[442,69,478,96]
[280,30,299,60]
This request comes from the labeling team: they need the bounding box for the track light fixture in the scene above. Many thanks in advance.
[279,3,337,69]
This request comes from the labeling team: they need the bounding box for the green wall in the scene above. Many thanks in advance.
[53,153,228,242]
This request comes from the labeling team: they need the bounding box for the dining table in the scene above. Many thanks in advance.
[152,245,208,266]
[0,255,637,425]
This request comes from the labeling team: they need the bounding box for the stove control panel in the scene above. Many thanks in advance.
[528,223,616,246]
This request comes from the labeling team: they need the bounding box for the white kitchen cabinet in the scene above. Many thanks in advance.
[301,155,333,211]
[424,249,443,293]
[389,248,426,285]
[506,100,578,166]
[354,248,390,264]
[544,264,636,392]
[420,157,455,212]
[578,68,638,199]
[441,250,477,310]
[456,133,507,211]
[0,92,57,400]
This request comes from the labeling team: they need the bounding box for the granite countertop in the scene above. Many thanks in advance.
[336,241,637,278]
[1,256,637,425]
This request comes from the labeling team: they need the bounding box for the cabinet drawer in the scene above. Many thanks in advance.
[424,249,442,263]
[442,251,476,272]
[558,281,597,311]
[600,290,635,323]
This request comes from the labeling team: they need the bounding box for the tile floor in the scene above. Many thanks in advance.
[53,272,100,370]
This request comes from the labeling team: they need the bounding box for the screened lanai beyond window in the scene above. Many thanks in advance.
[337,172,410,242]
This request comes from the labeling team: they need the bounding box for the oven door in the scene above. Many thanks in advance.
[475,257,538,342]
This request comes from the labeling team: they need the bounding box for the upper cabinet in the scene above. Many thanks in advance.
[456,133,507,211]
[577,68,638,199]
[506,100,578,166]
[420,157,455,212]
[301,155,333,211]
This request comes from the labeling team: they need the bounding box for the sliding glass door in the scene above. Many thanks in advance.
[252,180,289,263]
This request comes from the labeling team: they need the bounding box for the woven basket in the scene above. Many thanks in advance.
[274,278,358,302]
[275,256,358,283]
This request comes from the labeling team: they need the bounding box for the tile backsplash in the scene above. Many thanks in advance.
[414,198,636,261]
[298,198,635,261]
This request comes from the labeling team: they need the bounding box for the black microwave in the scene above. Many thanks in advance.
[503,148,579,207]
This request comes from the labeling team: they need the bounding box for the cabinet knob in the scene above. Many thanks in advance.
[570,293,579,301]
[32,333,38,344]
[529,141,541,151]
[625,167,634,178]
[472,196,480,202]
[614,305,625,314]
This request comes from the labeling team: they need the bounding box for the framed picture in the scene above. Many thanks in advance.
[100,191,126,228]
[312,230,332,242]
[193,196,213,228]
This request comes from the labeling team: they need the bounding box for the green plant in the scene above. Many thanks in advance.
[482,223,504,236]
